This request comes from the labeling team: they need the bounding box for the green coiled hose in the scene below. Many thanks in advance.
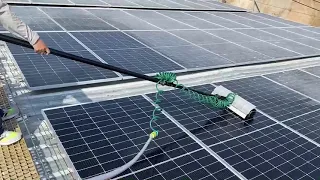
[150,72,236,134]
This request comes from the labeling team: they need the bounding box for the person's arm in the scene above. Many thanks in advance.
[0,0,50,54]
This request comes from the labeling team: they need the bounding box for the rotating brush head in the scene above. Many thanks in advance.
[212,86,256,120]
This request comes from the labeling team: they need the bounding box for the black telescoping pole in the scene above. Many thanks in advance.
[0,34,214,96]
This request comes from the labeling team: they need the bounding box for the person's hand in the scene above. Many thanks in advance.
[33,39,50,55]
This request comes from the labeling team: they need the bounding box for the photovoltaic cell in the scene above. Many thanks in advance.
[154,45,232,68]
[10,7,62,31]
[186,12,248,29]
[43,96,238,179]
[170,30,228,45]
[211,124,320,179]
[120,149,240,180]
[237,41,300,58]
[6,32,119,89]
[147,84,276,146]
[269,40,320,55]
[206,29,259,43]
[102,0,141,7]
[265,70,320,102]
[87,9,159,30]
[127,31,190,47]
[41,8,116,30]
[158,11,224,29]
[201,43,270,63]
[128,0,167,8]
[69,0,107,5]
[151,0,191,9]
[233,13,294,27]
[126,10,195,30]
[31,0,73,4]
[209,12,272,28]
[71,31,145,51]
[303,65,320,77]
[216,76,320,121]
[284,110,320,144]
[235,29,286,41]
[93,48,183,75]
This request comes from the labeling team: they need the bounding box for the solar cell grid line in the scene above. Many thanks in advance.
[146,84,276,147]
[172,0,210,9]
[8,7,62,31]
[283,109,320,145]
[265,70,320,102]
[87,9,160,30]
[153,45,234,69]
[31,0,74,4]
[127,0,168,8]
[252,13,307,27]
[208,12,272,28]
[40,8,116,31]
[155,11,276,63]
[122,11,243,66]
[157,11,225,29]
[42,96,209,179]
[190,12,304,57]
[116,149,241,180]
[69,0,108,5]
[124,10,196,30]
[143,94,247,180]
[215,76,320,122]
[4,32,120,89]
[101,0,141,7]
[228,13,320,54]
[150,0,192,9]
[303,65,320,78]
[231,13,296,27]
[210,124,320,179]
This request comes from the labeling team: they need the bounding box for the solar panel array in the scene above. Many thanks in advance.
[5,0,242,10]
[4,5,320,90]
[43,69,320,179]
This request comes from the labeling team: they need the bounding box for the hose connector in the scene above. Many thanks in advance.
[150,131,158,139]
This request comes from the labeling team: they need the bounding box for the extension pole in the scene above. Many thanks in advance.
[0,34,213,96]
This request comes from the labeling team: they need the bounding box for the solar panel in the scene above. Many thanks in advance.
[42,95,239,180]
[158,11,225,29]
[201,43,270,63]
[146,84,276,146]
[87,9,160,30]
[102,0,141,7]
[265,70,320,102]
[127,31,190,47]
[69,0,107,5]
[31,0,73,4]
[10,7,62,31]
[5,32,120,90]
[211,124,320,179]
[125,10,195,30]
[208,12,272,28]
[170,30,228,45]
[128,0,167,8]
[284,110,320,144]
[186,12,249,28]
[303,65,320,77]
[216,76,320,121]
[154,45,232,68]
[41,8,116,30]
